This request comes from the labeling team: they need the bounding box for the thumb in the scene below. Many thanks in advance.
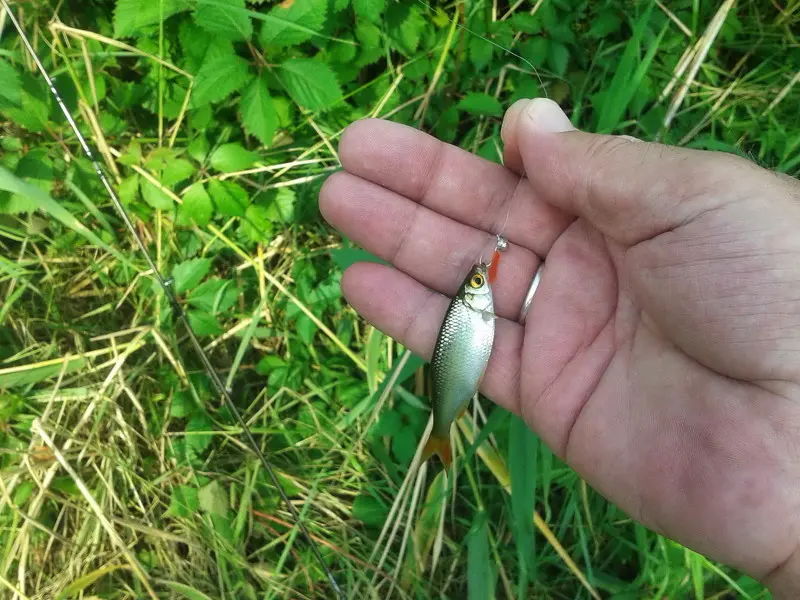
[503,98,761,245]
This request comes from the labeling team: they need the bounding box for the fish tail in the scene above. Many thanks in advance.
[421,433,452,468]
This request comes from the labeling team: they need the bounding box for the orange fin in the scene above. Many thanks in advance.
[488,249,501,283]
[421,434,452,468]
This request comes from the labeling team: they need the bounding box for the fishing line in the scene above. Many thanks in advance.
[413,0,549,99]
[0,3,345,597]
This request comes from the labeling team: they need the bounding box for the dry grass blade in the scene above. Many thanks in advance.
[662,0,736,130]
[30,419,158,600]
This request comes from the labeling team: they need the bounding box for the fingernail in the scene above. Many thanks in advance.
[501,98,531,143]
[526,98,575,133]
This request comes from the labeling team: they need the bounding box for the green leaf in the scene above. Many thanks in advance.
[468,512,496,600]
[188,135,210,163]
[373,410,402,436]
[208,180,248,217]
[160,158,196,187]
[596,5,663,133]
[167,485,199,518]
[140,179,174,210]
[188,309,224,336]
[187,278,238,313]
[172,257,212,294]
[352,494,388,527]
[192,53,251,107]
[198,480,229,517]
[330,246,388,270]
[186,410,214,458]
[114,0,192,37]
[265,188,296,223]
[547,41,569,77]
[240,75,278,147]
[177,182,213,227]
[209,143,257,173]
[170,390,192,418]
[279,58,342,111]
[241,203,274,242]
[259,0,327,47]
[296,313,317,344]
[59,566,126,598]
[469,36,493,71]
[386,4,425,55]
[119,174,140,205]
[392,426,416,464]
[509,415,538,591]
[353,0,386,22]
[456,93,503,117]
[0,59,22,106]
[588,9,622,38]
[194,0,253,40]
[355,22,383,67]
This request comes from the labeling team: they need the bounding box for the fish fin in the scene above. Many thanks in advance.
[421,433,452,468]
[457,404,468,420]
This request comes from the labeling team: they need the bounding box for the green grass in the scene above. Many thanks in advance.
[1,0,798,598]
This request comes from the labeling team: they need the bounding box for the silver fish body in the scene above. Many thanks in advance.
[423,263,495,466]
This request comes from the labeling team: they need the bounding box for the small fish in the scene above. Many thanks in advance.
[421,262,496,468]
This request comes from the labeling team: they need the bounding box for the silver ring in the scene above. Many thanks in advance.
[519,261,544,324]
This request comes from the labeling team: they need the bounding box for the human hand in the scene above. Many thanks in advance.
[319,98,800,596]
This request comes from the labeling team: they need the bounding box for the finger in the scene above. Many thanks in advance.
[320,171,540,320]
[341,261,524,415]
[509,98,764,245]
[338,118,573,257]
[501,98,572,174]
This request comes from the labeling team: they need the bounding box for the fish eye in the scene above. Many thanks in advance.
[470,273,484,288]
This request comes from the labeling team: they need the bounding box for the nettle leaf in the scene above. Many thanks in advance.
[172,257,212,294]
[140,179,174,210]
[456,93,503,117]
[355,22,383,68]
[0,59,22,106]
[469,35,493,71]
[188,135,210,163]
[208,179,248,217]
[547,41,569,77]
[160,158,196,187]
[242,203,274,242]
[279,58,342,111]
[192,53,251,107]
[353,0,386,22]
[177,182,213,227]
[265,188,296,223]
[259,0,327,47]
[240,75,277,147]
[119,174,140,205]
[198,480,229,517]
[187,279,239,313]
[386,4,425,55]
[167,485,199,518]
[188,310,224,336]
[114,0,192,37]
[194,0,253,41]
[209,143,257,173]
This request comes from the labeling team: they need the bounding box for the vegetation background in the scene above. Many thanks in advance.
[0,0,798,598]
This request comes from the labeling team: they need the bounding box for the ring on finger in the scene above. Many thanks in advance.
[519,261,544,325]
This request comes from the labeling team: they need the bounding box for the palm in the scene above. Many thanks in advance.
[320,118,800,584]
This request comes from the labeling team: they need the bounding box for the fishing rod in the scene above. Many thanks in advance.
[0,2,345,596]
